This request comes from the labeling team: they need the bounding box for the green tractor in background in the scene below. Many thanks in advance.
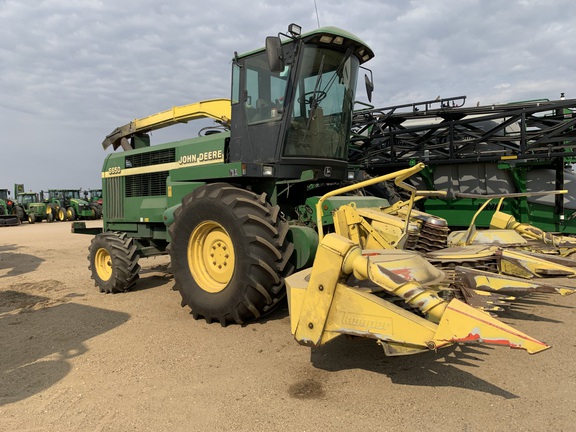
[40,189,65,221]
[83,189,103,219]
[11,185,53,224]
[0,188,19,226]
[42,189,98,221]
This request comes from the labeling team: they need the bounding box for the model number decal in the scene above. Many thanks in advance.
[108,166,122,175]
[179,150,224,165]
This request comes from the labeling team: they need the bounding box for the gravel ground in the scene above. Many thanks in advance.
[1,221,576,432]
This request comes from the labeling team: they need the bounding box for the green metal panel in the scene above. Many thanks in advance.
[422,198,502,228]
[122,196,168,223]
[287,225,319,270]
[521,202,576,234]
[166,180,206,209]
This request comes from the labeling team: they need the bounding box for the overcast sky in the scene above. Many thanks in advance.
[1,0,574,194]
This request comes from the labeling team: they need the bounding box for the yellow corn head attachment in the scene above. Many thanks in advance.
[286,164,550,356]
[286,233,550,356]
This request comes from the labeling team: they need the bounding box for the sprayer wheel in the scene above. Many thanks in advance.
[168,183,294,326]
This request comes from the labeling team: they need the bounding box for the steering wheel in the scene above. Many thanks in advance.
[298,90,327,105]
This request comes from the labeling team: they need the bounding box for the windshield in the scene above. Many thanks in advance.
[64,190,81,199]
[22,194,35,204]
[284,45,359,159]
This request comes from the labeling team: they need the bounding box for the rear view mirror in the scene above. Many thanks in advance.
[266,36,284,73]
[364,74,374,103]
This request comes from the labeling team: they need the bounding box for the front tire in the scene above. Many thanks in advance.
[66,206,76,221]
[89,204,99,219]
[46,204,55,222]
[168,183,294,326]
[88,232,141,293]
[57,207,66,221]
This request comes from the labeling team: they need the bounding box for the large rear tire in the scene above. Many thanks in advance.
[13,206,24,222]
[168,183,294,326]
[88,232,141,293]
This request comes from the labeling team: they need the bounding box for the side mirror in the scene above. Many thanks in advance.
[364,74,374,103]
[266,36,284,73]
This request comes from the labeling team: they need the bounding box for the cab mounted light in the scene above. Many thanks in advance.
[288,23,302,37]
[263,165,274,176]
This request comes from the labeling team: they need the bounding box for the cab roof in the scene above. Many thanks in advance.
[237,26,374,65]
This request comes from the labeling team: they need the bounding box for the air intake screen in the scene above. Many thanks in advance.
[126,171,168,197]
[105,176,123,219]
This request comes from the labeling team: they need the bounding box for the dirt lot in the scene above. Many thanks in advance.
[1,221,576,431]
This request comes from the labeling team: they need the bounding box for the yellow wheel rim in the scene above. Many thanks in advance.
[188,221,235,293]
[94,247,113,281]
